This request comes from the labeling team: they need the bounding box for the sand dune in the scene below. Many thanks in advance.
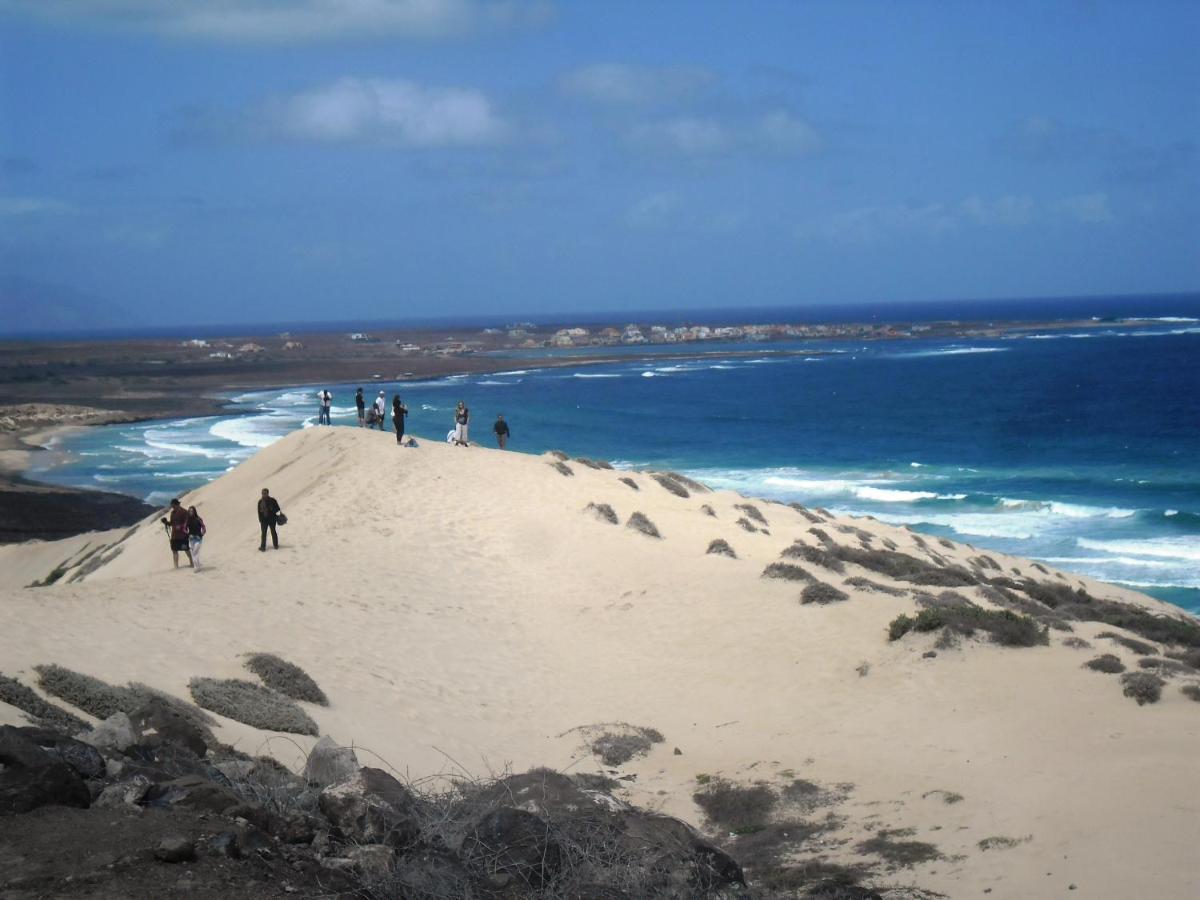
[2,426,1198,897]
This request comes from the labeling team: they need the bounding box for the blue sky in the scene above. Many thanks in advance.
[1,0,1197,329]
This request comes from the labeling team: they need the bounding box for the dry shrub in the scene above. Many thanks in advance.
[735,517,758,533]
[856,828,941,868]
[35,664,128,720]
[0,673,90,733]
[618,476,639,491]
[700,503,716,517]
[833,545,978,588]
[547,450,569,461]
[706,539,737,559]
[807,527,834,546]
[881,538,898,551]
[589,725,664,766]
[1062,636,1092,650]
[887,606,1047,647]
[762,562,813,582]
[842,576,905,597]
[1137,657,1189,677]
[693,779,777,834]
[734,503,768,526]
[626,512,661,539]
[937,538,955,550]
[574,457,614,470]
[781,543,845,573]
[244,653,329,705]
[1084,654,1125,674]
[801,582,849,605]
[584,502,619,525]
[788,503,825,524]
[1181,684,1200,702]
[1166,648,1200,670]
[978,835,1029,851]
[1120,672,1165,705]
[1096,631,1158,656]
[188,677,318,735]
[650,473,690,498]
[549,460,574,477]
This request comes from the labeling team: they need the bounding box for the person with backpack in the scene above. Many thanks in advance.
[317,389,332,426]
[186,505,206,571]
[493,414,510,449]
[355,388,365,427]
[374,391,387,431]
[257,488,284,552]
[392,394,408,444]
[160,498,193,569]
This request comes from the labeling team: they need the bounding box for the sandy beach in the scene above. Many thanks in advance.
[2,426,1197,897]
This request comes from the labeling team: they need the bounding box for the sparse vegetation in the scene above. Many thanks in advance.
[978,835,1030,851]
[1096,631,1158,656]
[626,511,661,538]
[188,677,318,735]
[856,829,941,868]
[650,472,690,498]
[1181,684,1200,702]
[762,562,813,582]
[244,653,328,705]
[921,790,963,805]
[619,476,639,491]
[937,538,955,550]
[0,673,90,733]
[589,725,664,766]
[584,502,619,525]
[736,517,758,532]
[789,503,825,524]
[832,545,978,588]
[886,606,1048,647]
[35,663,129,720]
[807,527,834,545]
[781,543,846,573]
[550,460,574,477]
[1166,648,1200,670]
[547,449,569,460]
[706,539,737,559]
[693,778,777,833]
[1062,636,1092,650]
[1120,672,1165,705]
[700,503,716,516]
[843,576,906,597]
[1084,654,1126,674]
[574,457,614,470]
[734,503,768,525]
[801,582,850,605]
[1137,657,1189,677]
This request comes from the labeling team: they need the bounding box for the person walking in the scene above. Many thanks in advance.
[160,498,193,569]
[374,391,387,431]
[454,401,470,446]
[257,488,283,552]
[493,414,509,449]
[355,388,365,427]
[186,505,206,571]
[392,394,408,444]
[317,389,332,426]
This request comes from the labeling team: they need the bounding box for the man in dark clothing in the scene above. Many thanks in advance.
[392,394,408,444]
[355,388,365,427]
[493,414,510,449]
[161,498,193,568]
[257,488,282,552]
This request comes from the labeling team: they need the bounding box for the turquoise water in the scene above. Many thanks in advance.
[34,316,1200,613]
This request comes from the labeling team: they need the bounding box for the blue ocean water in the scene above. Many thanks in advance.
[32,315,1200,613]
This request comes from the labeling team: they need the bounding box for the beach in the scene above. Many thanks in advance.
[2,425,1198,897]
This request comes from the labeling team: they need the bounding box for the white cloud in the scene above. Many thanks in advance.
[628,117,731,155]
[1054,192,1115,224]
[625,191,681,228]
[0,0,552,42]
[627,110,821,158]
[261,78,509,146]
[560,63,714,107]
[0,196,77,216]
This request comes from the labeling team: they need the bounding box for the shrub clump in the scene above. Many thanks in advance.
[650,472,690,498]
[547,449,569,461]
[626,512,661,539]
[1062,636,1092,650]
[801,582,850,605]
[1181,684,1200,702]
[244,653,328,705]
[549,460,574,477]
[34,664,129,720]
[888,614,915,641]
[781,543,845,573]
[1084,654,1126,674]
[856,829,941,868]
[789,503,825,524]
[1120,672,1165,705]
[0,673,90,733]
[734,503,768,526]
[693,778,777,834]
[188,677,318,735]
[618,476,639,491]
[887,606,1047,647]
[700,503,716,517]
[584,502,619,525]
[833,545,977,587]
[807,527,834,546]
[844,576,906,597]
[735,517,758,533]
[589,725,664,766]
[706,539,737,559]
[574,457,614,470]
[762,562,813,582]
[1096,631,1158,656]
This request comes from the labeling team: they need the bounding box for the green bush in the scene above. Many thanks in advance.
[693,779,777,833]
[706,539,736,559]
[188,677,318,735]
[35,664,130,720]
[1096,631,1158,656]
[781,543,845,573]
[584,502,619,525]
[1084,654,1125,674]
[626,511,661,538]
[801,582,849,605]
[650,472,689,498]
[762,562,812,582]
[1120,672,1165,706]
[890,606,1047,648]
[888,614,915,641]
[244,653,328,706]
[0,673,89,733]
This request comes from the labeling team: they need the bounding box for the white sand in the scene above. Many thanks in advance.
[1,426,1197,897]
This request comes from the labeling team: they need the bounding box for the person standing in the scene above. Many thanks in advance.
[493,414,509,449]
[374,391,387,431]
[161,498,193,569]
[257,488,283,552]
[318,389,332,426]
[186,505,206,572]
[392,394,408,444]
[454,401,470,446]
[355,388,365,427]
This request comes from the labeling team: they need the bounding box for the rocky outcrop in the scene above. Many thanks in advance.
[0,725,91,815]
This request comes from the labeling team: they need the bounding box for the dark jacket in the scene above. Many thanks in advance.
[257,496,281,524]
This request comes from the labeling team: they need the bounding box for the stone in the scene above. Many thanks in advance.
[208,831,241,859]
[128,698,208,758]
[16,728,106,779]
[237,827,274,857]
[303,736,359,788]
[78,713,138,753]
[143,774,248,817]
[318,767,420,848]
[0,725,91,815]
[462,807,562,889]
[94,774,153,809]
[274,811,317,845]
[154,835,196,863]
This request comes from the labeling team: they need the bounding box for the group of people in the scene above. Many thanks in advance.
[315,387,510,449]
[161,486,287,569]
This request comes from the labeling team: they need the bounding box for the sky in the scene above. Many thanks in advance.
[1,0,1198,330]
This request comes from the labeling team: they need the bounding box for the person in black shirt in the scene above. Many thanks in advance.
[493,414,510,449]
[392,394,408,444]
[355,388,365,427]
[257,488,283,552]
[160,498,193,569]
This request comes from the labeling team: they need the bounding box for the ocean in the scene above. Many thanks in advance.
[30,305,1200,614]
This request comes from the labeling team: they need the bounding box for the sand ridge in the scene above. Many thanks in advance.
[1,426,1198,898]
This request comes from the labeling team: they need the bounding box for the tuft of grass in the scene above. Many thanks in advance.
[589,725,664,767]
[0,673,90,733]
[650,472,690,498]
[692,778,777,834]
[843,576,905,597]
[807,527,834,546]
[618,476,639,491]
[978,835,1030,851]
[789,503,825,524]
[547,450,569,461]
[833,545,978,588]
[781,543,845,573]
[700,503,716,517]
[762,562,813,582]
[549,460,574,477]
[35,664,131,720]
[706,538,737,559]
[244,653,328,705]
[921,789,963,805]
[937,538,955,550]
[1096,631,1158,656]
[735,517,758,533]
[188,677,318,735]
[1062,636,1092,650]
[584,502,619,525]
[1084,654,1126,673]
[888,606,1047,647]
[1180,684,1200,702]
[888,614,915,641]
[625,511,661,539]
[734,503,768,526]
[856,829,941,868]
[574,457,614,470]
[1120,672,1164,705]
[801,582,850,605]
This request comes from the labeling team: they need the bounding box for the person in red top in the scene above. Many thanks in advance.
[160,498,193,569]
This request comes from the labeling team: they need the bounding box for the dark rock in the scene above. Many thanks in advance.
[923,651,938,659]
[318,766,421,848]
[143,774,247,818]
[274,811,318,845]
[94,774,153,809]
[154,835,196,863]
[0,725,91,815]
[620,812,745,891]
[462,807,562,888]
[208,831,241,859]
[237,827,274,857]
[16,727,106,779]
[128,698,207,758]
[303,735,358,787]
